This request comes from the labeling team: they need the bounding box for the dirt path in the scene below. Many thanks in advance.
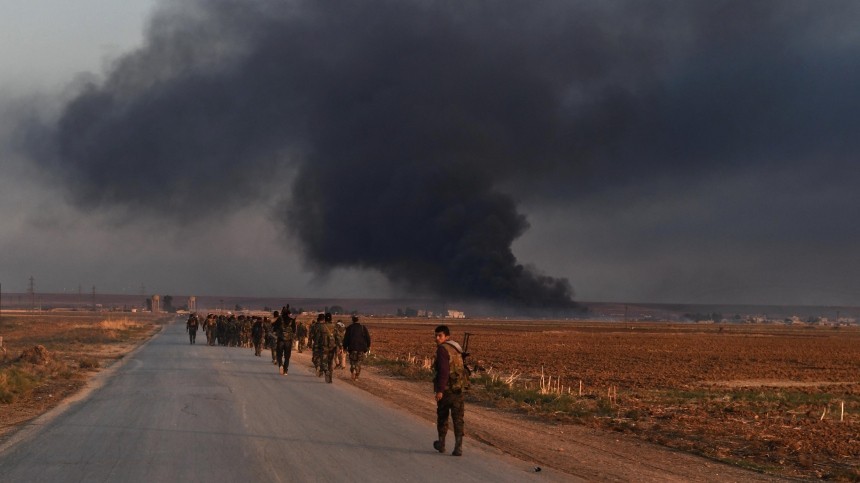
[321,358,786,482]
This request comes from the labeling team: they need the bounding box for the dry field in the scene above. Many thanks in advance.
[362,317,860,481]
[0,311,164,437]
[2,312,857,479]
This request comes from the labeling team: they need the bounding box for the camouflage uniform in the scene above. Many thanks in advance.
[251,318,264,357]
[203,315,217,345]
[296,321,308,353]
[334,321,346,369]
[240,316,252,348]
[313,313,340,383]
[273,309,296,375]
[263,318,277,365]
[186,314,199,344]
[309,314,324,374]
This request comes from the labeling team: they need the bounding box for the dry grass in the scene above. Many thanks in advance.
[0,312,165,434]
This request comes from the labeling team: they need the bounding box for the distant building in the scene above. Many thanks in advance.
[447,310,465,319]
[151,295,161,313]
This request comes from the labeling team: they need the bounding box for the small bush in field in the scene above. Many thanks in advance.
[0,365,40,404]
[78,357,100,370]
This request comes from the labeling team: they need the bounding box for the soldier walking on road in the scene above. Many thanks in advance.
[309,313,324,375]
[186,313,199,345]
[343,315,371,381]
[313,313,340,383]
[251,317,264,357]
[433,325,467,457]
[334,320,346,370]
[296,320,307,353]
[274,306,296,375]
[263,317,277,365]
[203,314,217,346]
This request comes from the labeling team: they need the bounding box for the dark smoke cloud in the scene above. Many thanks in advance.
[23,0,860,307]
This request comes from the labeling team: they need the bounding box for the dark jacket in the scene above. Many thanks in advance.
[343,323,371,352]
[433,344,450,393]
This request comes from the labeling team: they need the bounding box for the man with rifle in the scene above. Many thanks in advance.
[432,325,470,457]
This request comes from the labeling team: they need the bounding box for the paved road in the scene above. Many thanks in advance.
[0,320,567,482]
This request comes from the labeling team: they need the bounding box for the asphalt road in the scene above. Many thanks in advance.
[0,320,568,482]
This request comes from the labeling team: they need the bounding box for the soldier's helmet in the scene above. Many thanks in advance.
[317,313,325,321]
[273,310,280,317]
[351,315,359,323]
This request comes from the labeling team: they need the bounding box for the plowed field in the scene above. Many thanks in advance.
[362,318,860,480]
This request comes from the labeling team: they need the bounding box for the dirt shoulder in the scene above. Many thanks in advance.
[320,357,786,482]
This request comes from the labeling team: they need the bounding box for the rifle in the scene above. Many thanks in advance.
[461,332,474,376]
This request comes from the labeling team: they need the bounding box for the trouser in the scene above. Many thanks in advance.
[436,390,465,440]
[276,339,293,371]
[312,349,322,371]
[188,329,197,344]
[321,350,336,382]
[253,337,262,356]
[348,351,366,376]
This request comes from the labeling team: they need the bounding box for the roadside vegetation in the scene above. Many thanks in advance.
[0,313,163,434]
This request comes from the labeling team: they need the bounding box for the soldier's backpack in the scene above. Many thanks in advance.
[319,323,336,351]
[442,341,470,393]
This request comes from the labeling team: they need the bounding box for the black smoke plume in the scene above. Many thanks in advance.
[24,1,860,307]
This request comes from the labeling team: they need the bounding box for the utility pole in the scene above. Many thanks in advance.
[28,276,35,311]
[92,285,97,312]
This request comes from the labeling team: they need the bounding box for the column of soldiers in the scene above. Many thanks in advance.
[185,308,371,385]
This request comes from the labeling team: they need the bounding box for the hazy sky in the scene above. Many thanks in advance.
[2,1,859,307]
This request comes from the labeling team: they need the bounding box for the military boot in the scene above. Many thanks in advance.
[452,435,463,456]
[325,371,333,383]
[433,429,446,453]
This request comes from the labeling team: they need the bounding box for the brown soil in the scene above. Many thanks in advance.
[3,314,858,481]
[340,318,860,481]
[325,359,782,482]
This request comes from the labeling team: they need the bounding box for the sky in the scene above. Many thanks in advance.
[1,0,859,307]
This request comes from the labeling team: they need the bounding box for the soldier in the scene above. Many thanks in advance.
[240,316,252,348]
[273,307,296,375]
[334,320,346,370]
[251,317,264,357]
[186,313,199,344]
[217,315,227,346]
[309,313,324,375]
[343,315,371,381]
[263,317,277,365]
[313,313,339,383]
[296,319,308,353]
[203,315,215,345]
[433,325,467,457]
